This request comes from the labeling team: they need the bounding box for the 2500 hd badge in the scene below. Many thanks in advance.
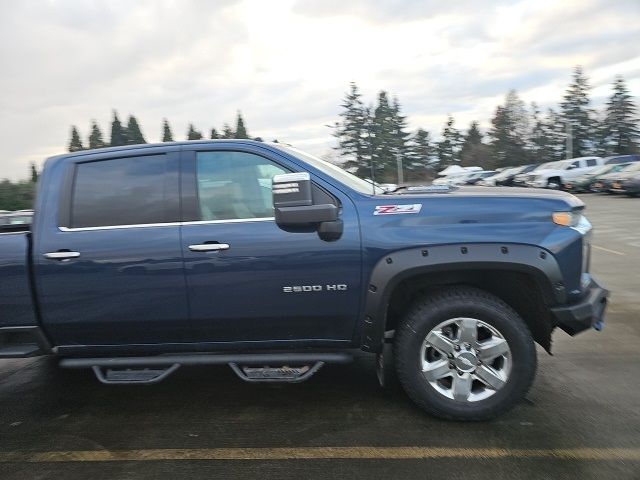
[282,284,348,293]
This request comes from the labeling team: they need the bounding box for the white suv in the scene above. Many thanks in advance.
[525,157,603,189]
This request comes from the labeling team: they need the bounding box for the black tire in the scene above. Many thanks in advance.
[394,287,536,421]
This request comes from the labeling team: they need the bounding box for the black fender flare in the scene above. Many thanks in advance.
[359,243,564,352]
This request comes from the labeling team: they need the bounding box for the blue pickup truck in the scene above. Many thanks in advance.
[0,140,608,420]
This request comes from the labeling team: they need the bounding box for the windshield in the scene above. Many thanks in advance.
[273,144,384,195]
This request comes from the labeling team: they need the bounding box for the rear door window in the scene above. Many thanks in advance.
[70,154,179,228]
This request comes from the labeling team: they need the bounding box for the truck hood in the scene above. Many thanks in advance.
[387,186,583,208]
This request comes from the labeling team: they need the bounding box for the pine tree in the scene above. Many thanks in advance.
[488,90,530,167]
[161,119,173,142]
[210,128,219,139]
[235,112,249,139]
[68,126,84,152]
[88,120,106,149]
[407,128,435,174]
[390,97,410,182]
[460,121,490,168]
[371,91,397,181]
[602,76,639,154]
[30,163,39,183]
[187,124,203,140]
[221,123,234,139]
[436,115,462,167]
[126,115,146,145]
[110,111,127,147]
[561,66,594,157]
[333,82,371,178]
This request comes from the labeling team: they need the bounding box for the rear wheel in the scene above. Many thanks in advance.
[394,287,536,420]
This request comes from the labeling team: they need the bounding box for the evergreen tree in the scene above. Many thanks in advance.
[542,108,568,162]
[371,91,398,180]
[390,97,410,181]
[460,121,490,168]
[528,103,547,160]
[126,115,146,145]
[333,82,371,177]
[88,120,106,149]
[488,90,530,167]
[187,124,203,140]
[407,128,435,174]
[221,123,234,139]
[561,66,594,157]
[210,127,219,139]
[601,76,639,154]
[161,119,173,142]
[235,112,249,139]
[436,115,462,167]
[68,126,84,152]
[30,163,38,183]
[109,111,127,147]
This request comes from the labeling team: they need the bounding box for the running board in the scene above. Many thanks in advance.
[229,362,324,383]
[59,352,352,385]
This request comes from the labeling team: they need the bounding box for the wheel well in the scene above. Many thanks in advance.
[384,269,555,352]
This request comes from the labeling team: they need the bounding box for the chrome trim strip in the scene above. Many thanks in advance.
[58,217,275,232]
[181,217,274,226]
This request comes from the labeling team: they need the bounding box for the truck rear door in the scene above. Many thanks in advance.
[33,147,190,350]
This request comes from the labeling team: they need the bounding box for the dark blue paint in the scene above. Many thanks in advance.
[2,140,593,353]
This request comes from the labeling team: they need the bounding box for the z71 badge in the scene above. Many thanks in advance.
[374,204,422,215]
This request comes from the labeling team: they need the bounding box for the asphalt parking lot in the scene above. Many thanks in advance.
[1,194,639,480]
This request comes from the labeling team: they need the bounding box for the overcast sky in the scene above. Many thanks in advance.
[1,0,639,180]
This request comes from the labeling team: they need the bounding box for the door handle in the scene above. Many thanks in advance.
[43,251,81,260]
[188,243,230,252]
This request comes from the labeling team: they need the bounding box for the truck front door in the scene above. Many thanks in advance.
[179,144,362,347]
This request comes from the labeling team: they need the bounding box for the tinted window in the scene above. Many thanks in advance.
[71,154,179,228]
[586,159,597,166]
[196,151,287,221]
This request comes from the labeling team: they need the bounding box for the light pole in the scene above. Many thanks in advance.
[565,121,573,159]
[396,150,404,184]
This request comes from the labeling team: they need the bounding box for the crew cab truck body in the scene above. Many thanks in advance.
[0,140,608,420]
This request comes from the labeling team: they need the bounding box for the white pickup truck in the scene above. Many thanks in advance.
[525,157,603,189]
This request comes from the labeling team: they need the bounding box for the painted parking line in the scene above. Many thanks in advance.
[592,245,626,256]
[0,447,639,463]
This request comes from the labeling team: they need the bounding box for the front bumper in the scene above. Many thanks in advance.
[551,277,609,335]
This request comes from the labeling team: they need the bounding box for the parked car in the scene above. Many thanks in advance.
[478,167,519,187]
[512,163,546,187]
[463,170,497,185]
[590,163,638,193]
[564,164,631,193]
[525,157,603,189]
[603,154,640,165]
[496,165,536,186]
[0,140,608,421]
[611,170,640,196]
[607,162,640,195]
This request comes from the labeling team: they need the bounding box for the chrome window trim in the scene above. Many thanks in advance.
[58,217,275,232]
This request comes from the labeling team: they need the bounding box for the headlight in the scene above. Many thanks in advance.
[552,211,592,234]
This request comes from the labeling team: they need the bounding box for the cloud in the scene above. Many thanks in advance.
[0,0,638,180]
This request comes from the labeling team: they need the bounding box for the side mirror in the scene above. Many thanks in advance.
[273,172,338,225]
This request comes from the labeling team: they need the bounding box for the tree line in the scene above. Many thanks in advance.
[332,67,639,182]
[68,111,256,152]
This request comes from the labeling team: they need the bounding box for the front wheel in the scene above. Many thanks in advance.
[394,287,536,420]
